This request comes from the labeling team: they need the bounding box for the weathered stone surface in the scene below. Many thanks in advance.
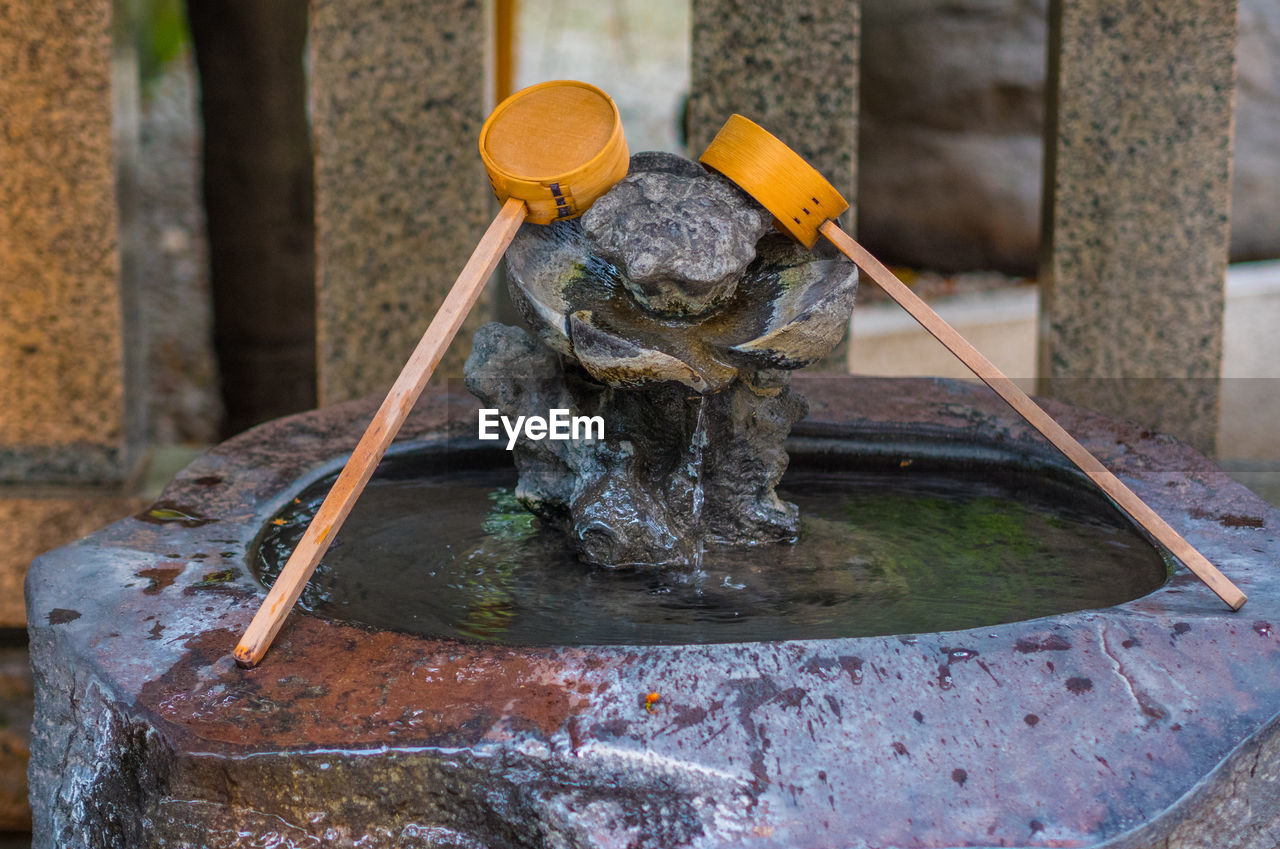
[25,379,1280,848]
[504,154,859,390]
[467,323,808,564]
[1039,0,1236,455]
[311,0,491,405]
[0,495,146,628]
[582,167,770,316]
[469,154,853,565]
[0,0,141,484]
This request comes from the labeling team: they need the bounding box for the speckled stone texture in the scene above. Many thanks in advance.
[0,0,139,484]
[24,378,1280,848]
[582,164,771,316]
[686,0,859,369]
[1039,0,1236,454]
[0,496,145,628]
[687,1,859,220]
[311,0,492,405]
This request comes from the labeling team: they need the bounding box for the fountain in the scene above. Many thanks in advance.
[25,154,1280,848]
[466,151,856,566]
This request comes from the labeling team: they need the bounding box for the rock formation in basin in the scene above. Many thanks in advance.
[465,152,857,567]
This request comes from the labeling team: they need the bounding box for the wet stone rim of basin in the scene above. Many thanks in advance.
[26,376,1280,849]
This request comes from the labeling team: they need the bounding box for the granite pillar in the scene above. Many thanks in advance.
[687,0,859,369]
[0,0,145,831]
[0,0,147,607]
[1038,0,1236,453]
[0,0,146,601]
[687,0,859,217]
[311,0,493,405]
[0,0,143,484]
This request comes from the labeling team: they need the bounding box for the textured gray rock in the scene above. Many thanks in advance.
[467,153,853,566]
[27,657,169,849]
[503,153,858,389]
[582,168,770,316]
[467,323,808,565]
[24,380,1280,848]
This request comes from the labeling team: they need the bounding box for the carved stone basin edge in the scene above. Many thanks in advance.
[25,376,1280,849]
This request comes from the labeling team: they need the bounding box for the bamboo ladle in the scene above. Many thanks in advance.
[701,114,1246,611]
[234,80,630,667]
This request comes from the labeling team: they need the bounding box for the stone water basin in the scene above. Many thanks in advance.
[26,376,1280,848]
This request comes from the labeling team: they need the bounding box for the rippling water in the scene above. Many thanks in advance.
[255,452,1168,646]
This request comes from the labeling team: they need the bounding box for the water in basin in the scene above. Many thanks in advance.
[254,448,1168,646]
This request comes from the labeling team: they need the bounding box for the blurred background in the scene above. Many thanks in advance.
[120,0,1279,510]
[0,0,1275,839]
[139,0,1280,468]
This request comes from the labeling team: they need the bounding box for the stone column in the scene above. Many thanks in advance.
[0,0,146,830]
[0,0,143,485]
[1038,0,1237,453]
[0,0,148,590]
[311,0,493,405]
[686,0,859,368]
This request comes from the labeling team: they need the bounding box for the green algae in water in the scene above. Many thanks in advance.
[254,457,1168,646]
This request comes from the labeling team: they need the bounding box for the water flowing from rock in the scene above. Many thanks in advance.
[465,151,856,569]
[687,395,708,570]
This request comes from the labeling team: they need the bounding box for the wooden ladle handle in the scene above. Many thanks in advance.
[235,80,633,667]
[233,197,528,667]
[702,113,1246,611]
[821,221,1245,610]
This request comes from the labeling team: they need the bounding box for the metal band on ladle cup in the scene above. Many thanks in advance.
[699,113,1245,612]
[480,80,630,225]
[235,82,630,667]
